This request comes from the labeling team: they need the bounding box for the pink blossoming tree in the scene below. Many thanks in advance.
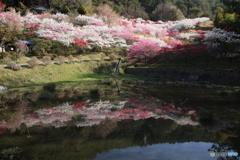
[126,38,162,63]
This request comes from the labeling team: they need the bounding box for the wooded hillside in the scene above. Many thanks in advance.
[2,0,223,21]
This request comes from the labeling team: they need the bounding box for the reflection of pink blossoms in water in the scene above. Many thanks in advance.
[0,94,198,131]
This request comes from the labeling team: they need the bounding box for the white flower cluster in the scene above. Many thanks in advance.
[120,17,132,25]
[193,17,210,23]
[170,19,195,31]
[178,32,200,40]
[74,100,127,127]
[112,37,129,48]
[35,18,79,46]
[23,12,41,25]
[52,13,69,22]
[166,114,199,126]
[135,18,145,23]
[170,17,210,31]
[25,102,74,128]
[75,15,103,26]
[80,25,129,48]
[204,28,240,50]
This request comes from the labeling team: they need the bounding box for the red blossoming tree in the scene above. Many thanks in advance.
[0,1,6,12]
[73,39,88,47]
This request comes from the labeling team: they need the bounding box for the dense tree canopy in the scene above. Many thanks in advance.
[97,0,223,20]
[1,0,223,21]
[214,0,240,33]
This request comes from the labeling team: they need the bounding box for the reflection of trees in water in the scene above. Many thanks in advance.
[25,92,39,102]
[207,119,240,160]
[0,90,26,122]
[0,117,240,160]
[199,110,236,133]
[94,118,117,138]
[209,143,234,153]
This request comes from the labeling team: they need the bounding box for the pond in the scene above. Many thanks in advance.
[0,79,240,160]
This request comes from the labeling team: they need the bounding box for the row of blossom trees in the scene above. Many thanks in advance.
[0,8,239,63]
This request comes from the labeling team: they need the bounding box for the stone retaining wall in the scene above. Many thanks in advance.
[124,68,240,84]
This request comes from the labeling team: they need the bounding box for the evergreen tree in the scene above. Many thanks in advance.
[61,6,70,14]
[77,4,88,15]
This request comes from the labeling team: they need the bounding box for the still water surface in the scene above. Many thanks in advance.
[95,142,216,160]
[0,80,239,160]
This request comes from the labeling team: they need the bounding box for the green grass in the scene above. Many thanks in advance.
[0,61,154,89]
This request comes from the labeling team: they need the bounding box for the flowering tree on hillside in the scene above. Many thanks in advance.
[0,8,23,34]
[126,38,166,64]
[35,18,81,46]
[204,28,240,63]
[111,25,136,44]
[0,1,6,12]
[96,4,120,27]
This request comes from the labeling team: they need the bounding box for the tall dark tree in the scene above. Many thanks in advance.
[221,0,240,15]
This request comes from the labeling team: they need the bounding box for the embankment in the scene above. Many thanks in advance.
[124,68,240,85]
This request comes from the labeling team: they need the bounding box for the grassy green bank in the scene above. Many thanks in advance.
[1,59,239,90]
[0,61,143,88]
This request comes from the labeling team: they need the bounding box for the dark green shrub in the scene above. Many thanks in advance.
[214,7,237,30]
[61,6,70,14]
[109,107,118,111]
[189,7,202,18]
[77,5,88,15]
[72,114,87,121]
[93,62,115,74]
[31,38,53,56]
